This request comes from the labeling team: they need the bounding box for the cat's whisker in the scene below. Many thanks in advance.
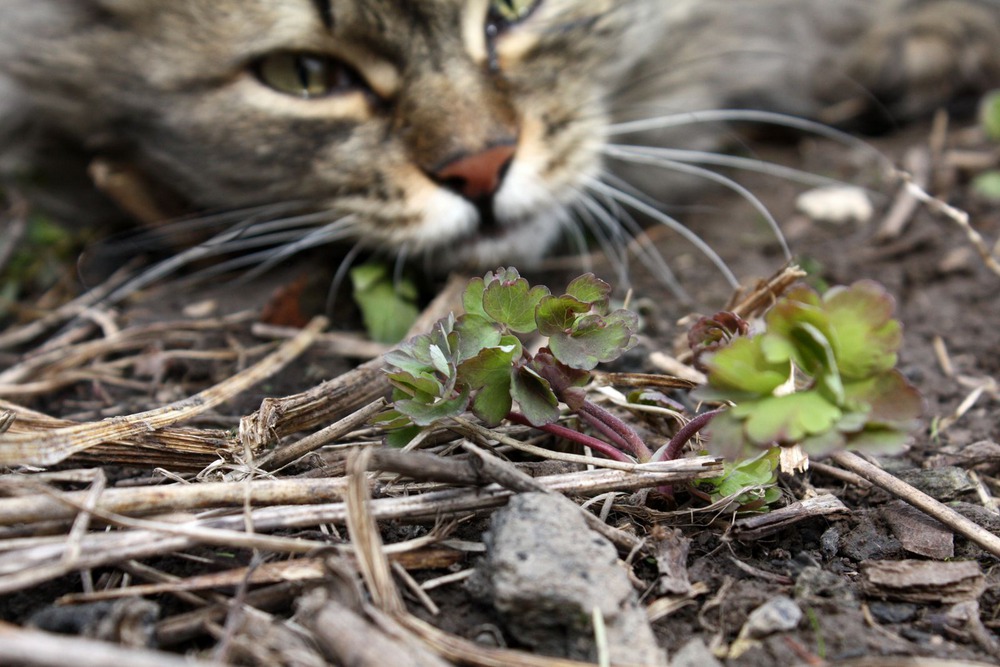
[604,144,846,191]
[605,109,889,163]
[562,187,631,288]
[601,146,791,261]
[117,201,311,246]
[560,200,596,277]
[235,215,359,283]
[585,177,740,290]
[582,176,689,301]
[392,243,410,292]
[326,242,365,315]
[101,213,356,304]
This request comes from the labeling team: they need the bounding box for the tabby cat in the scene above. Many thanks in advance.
[1,0,999,271]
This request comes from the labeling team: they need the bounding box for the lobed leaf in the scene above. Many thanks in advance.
[698,337,791,400]
[548,310,638,370]
[453,314,503,364]
[510,366,560,426]
[535,295,591,336]
[564,273,611,313]
[731,392,843,446]
[822,281,901,379]
[482,271,550,333]
[394,385,471,426]
[350,262,420,344]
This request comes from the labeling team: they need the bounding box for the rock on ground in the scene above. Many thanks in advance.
[478,492,666,666]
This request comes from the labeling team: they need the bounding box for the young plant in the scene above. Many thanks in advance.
[692,447,782,512]
[380,268,652,461]
[694,281,923,463]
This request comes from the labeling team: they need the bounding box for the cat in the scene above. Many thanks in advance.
[2,0,999,276]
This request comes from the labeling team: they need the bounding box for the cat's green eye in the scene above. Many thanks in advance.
[255,52,361,99]
[489,0,539,26]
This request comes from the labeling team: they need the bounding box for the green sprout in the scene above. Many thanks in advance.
[695,280,923,461]
[350,262,420,344]
[380,268,653,461]
[692,447,782,512]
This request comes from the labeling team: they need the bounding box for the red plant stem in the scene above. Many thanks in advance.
[506,411,634,463]
[575,406,631,451]
[576,399,652,461]
[655,408,725,462]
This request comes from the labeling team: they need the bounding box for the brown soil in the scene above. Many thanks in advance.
[1,114,998,666]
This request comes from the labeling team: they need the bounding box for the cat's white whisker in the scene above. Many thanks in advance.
[601,146,792,261]
[604,144,846,190]
[561,187,631,288]
[326,241,365,315]
[101,213,356,304]
[583,176,690,301]
[585,177,740,290]
[392,243,410,291]
[606,109,888,164]
[122,201,311,245]
[237,216,359,282]
[560,201,596,276]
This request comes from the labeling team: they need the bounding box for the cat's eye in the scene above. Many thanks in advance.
[254,52,363,99]
[488,0,539,29]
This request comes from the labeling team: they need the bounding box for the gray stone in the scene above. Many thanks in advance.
[742,596,803,639]
[481,492,666,666]
[670,638,723,667]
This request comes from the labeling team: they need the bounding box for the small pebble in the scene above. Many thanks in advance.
[796,185,874,224]
[742,595,803,639]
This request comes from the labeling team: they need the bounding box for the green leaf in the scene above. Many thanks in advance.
[548,309,638,370]
[705,447,781,508]
[386,424,423,448]
[454,314,503,364]
[980,89,1000,142]
[385,370,441,401]
[763,321,844,402]
[472,376,515,426]
[972,171,1000,203]
[697,337,791,401]
[843,370,923,430]
[732,392,843,446]
[535,295,590,336]
[822,281,901,379]
[510,366,560,426]
[462,277,489,320]
[764,294,833,372]
[458,345,517,389]
[394,384,470,426]
[350,262,420,344]
[565,273,611,313]
[458,343,520,426]
[481,269,550,333]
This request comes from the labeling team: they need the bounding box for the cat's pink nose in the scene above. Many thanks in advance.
[432,144,516,201]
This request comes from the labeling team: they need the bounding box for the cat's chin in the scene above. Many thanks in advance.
[440,210,566,270]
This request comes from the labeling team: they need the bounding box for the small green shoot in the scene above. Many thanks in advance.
[350,262,420,344]
[695,281,922,461]
[695,447,782,512]
[382,268,648,461]
[980,89,1000,142]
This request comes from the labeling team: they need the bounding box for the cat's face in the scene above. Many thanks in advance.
[2,0,664,267]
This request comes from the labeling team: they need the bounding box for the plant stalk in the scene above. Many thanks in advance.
[575,399,652,460]
[506,412,634,463]
[655,408,724,462]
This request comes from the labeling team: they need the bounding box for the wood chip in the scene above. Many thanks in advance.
[733,493,848,540]
[861,560,985,604]
[881,500,954,559]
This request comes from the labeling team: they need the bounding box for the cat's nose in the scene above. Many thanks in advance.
[431,143,516,202]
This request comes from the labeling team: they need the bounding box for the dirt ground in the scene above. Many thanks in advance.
[1,112,999,666]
